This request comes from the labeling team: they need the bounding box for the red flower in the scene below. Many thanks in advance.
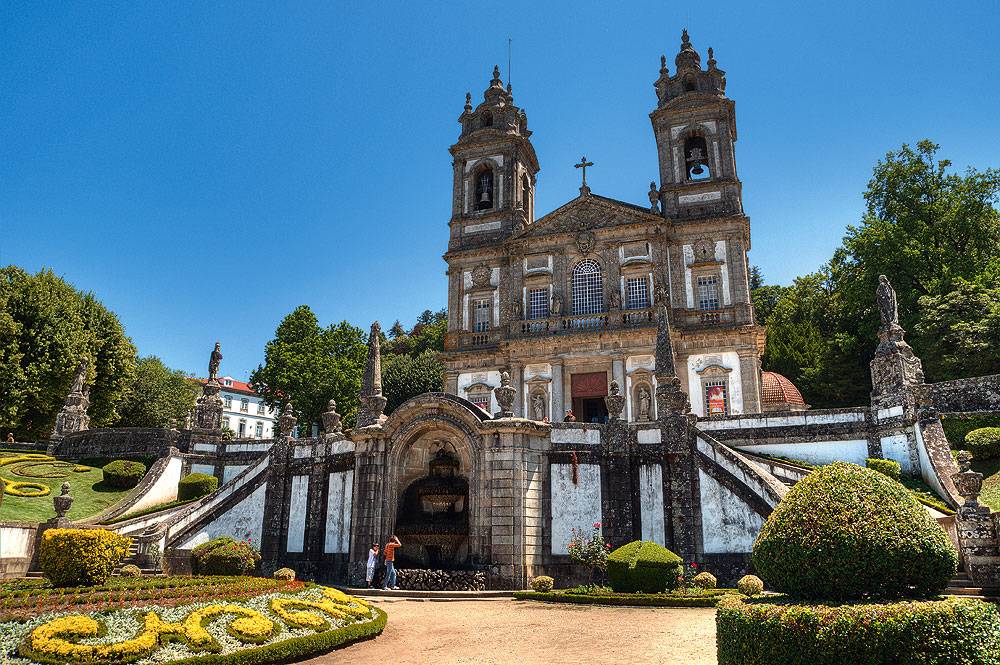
[691,562,698,568]
[593,522,601,528]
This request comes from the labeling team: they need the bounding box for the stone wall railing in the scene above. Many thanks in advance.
[53,428,178,459]
[931,374,1000,415]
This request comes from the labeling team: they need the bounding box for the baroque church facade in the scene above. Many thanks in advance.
[442,30,765,424]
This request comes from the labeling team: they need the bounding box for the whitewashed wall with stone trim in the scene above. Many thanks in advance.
[698,468,763,553]
[734,440,869,466]
[189,463,214,477]
[625,355,657,422]
[178,482,268,549]
[550,463,601,555]
[914,423,946,499]
[286,475,309,553]
[550,427,601,445]
[687,352,744,417]
[522,363,553,421]
[127,455,183,515]
[638,465,666,545]
[879,434,913,474]
[524,457,544,572]
[324,470,353,554]
[222,465,249,485]
[0,525,34,559]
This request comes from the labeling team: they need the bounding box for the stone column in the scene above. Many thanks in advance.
[737,349,761,414]
[551,361,564,421]
[511,364,523,417]
[347,430,388,585]
[444,370,460,396]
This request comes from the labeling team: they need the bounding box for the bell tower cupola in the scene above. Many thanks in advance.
[650,30,742,221]
[448,66,539,252]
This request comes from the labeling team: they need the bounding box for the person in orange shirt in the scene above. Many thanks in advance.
[381,535,402,590]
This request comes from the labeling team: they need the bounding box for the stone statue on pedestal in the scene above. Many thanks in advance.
[51,358,92,441]
[208,342,223,381]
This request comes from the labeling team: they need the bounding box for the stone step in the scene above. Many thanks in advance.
[338,586,514,600]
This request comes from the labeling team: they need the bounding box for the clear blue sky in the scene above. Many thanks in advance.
[3,1,998,380]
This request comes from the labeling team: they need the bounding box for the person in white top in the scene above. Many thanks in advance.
[366,543,380,588]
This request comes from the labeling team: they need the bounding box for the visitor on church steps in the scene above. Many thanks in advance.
[366,543,380,588]
[382,535,402,590]
[563,410,576,422]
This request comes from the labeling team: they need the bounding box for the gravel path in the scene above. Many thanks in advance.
[305,598,719,665]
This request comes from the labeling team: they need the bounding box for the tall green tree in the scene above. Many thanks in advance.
[249,306,367,431]
[749,266,786,327]
[113,356,198,428]
[916,280,1000,381]
[382,350,444,414]
[0,266,136,439]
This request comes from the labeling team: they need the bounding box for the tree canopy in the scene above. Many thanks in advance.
[112,356,199,428]
[249,305,367,430]
[0,266,137,439]
[381,309,445,414]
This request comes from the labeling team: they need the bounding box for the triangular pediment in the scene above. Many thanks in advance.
[514,193,662,239]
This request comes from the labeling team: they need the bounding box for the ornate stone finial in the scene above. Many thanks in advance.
[321,399,342,434]
[357,322,387,427]
[660,54,667,74]
[464,92,472,112]
[507,82,513,95]
[676,28,701,70]
[707,47,717,70]
[655,56,671,106]
[53,481,73,519]
[654,305,677,379]
[681,28,690,47]
[574,155,594,196]
[604,380,626,422]
[278,402,297,438]
[491,64,502,87]
[654,305,692,417]
[648,181,661,213]
[952,450,984,508]
[493,370,516,418]
[208,342,223,382]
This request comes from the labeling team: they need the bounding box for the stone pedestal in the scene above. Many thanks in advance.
[194,379,224,431]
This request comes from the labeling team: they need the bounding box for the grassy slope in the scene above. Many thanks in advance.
[973,457,1000,512]
[0,458,132,523]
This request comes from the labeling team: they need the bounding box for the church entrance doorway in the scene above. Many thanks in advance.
[571,371,609,423]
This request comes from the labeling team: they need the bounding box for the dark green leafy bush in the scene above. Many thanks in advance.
[607,540,683,593]
[716,595,1000,665]
[752,462,957,600]
[941,414,1000,447]
[101,460,147,489]
[967,427,1000,460]
[866,457,901,479]
[177,472,219,501]
[191,537,260,575]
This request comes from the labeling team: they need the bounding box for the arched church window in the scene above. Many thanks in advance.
[684,135,711,181]
[480,110,493,128]
[475,168,494,210]
[572,260,604,315]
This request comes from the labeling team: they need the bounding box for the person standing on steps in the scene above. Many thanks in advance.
[365,543,380,588]
[382,535,402,590]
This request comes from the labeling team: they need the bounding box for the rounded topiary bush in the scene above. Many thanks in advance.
[693,571,717,589]
[530,575,554,592]
[191,537,260,575]
[607,540,683,593]
[101,460,147,489]
[119,563,142,577]
[865,457,901,480]
[177,472,219,501]
[273,567,296,581]
[967,427,1000,460]
[39,529,131,586]
[752,462,957,600]
[716,596,1000,665]
[737,575,764,597]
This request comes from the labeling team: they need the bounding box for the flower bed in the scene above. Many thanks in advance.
[513,587,737,607]
[0,581,385,664]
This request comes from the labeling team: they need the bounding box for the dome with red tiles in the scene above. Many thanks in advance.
[761,371,809,411]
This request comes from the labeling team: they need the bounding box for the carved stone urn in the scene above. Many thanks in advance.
[951,451,984,508]
[494,371,516,418]
[53,482,73,519]
[604,380,626,422]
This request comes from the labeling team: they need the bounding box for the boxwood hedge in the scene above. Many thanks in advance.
[752,462,957,600]
[716,595,1000,665]
[967,427,1000,460]
[178,473,219,501]
[513,590,724,607]
[101,460,147,489]
[38,529,131,587]
[607,540,683,593]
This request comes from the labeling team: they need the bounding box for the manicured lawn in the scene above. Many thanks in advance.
[974,456,1000,512]
[0,457,133,523]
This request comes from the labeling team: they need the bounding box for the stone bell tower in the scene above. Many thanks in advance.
[648,30,764,416]
[447,66,540,252]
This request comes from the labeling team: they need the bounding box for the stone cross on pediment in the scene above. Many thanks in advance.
[575,156,594,195]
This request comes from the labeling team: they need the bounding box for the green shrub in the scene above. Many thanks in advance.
[101,460,147,489]
[39,529,131,586]
[737,575,764,597]
[607,540,683,593]
[273,567,296,581]
[177,472,219,501]
[530,576,554,592]
[967,428,1000,461]
[752,462,957,600]
[513,590,723,607]
[941,414,1000,447]
[191,537,260,575]
[119,564,142,577]
[693,571,717,589]
[866,458,901,480]
[716,595,1000,665]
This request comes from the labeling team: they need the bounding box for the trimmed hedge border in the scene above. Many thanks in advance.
[716,595,1000,665]
[513,590,732,607]
[163,607,388,665]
